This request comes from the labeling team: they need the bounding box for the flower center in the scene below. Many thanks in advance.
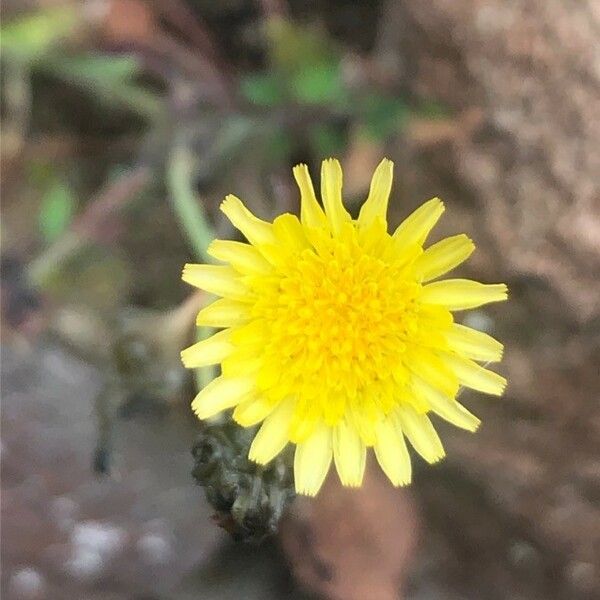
[250,230,424,432]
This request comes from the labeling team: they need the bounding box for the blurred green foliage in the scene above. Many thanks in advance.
[240,74,285,107]
[361,94,410,140]
[1,7,161,119]
[308,122,346,157]
[3,5,448,304]
[43,54,162,119]
[241,19,345,108]
[290,62,346,106]
[38,180,76,244]
[239,16,417,159]
[0,6,77,62]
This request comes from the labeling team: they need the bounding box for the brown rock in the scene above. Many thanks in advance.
[378,0,600,322]
[279,461,419,600]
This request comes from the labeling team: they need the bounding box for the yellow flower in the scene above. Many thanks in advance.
[181,158,507,496]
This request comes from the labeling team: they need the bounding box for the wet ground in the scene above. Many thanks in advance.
[1,341,309,600]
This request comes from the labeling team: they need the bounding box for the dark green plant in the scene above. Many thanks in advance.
[192,419,295,543]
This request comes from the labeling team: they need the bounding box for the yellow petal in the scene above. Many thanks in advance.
[181,329,232,368]
[229,319,266,349]
[383,241,422,269]
[233,396,275,426]
[272,214,310,252]
[358,217,389,255]
[220,194,276,246]
[248,397,295,464]
[357,158,394,228]
[207,240,272,275]
[407,348,459,398]
[333,420,366,487]
[288,405,319,443]
[182,264,248,300]
[320,158,351,236]
[293,163,327,229]
[256,361,281,390]
[196,298,250,327]
[445,323,503,362]
[191,375,254,420]
[412,376,480,432]
[393,197,445,251]
[419,309,455,331]
[349,397,378,445]
[221,348,262,377]
[441,353,507,396]
[374,416,412,486]
[413,234,475,282]
[396,408,445,464]
[420,279,508,310]
[294,423,332,496]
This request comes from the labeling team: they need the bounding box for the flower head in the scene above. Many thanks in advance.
[182,158,507,496]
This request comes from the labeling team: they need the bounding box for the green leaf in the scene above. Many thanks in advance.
[39,181,75,243]
[291,62,346,106]
[240,73,285,107]
[0,6,78,62]
[50,55,141,84]
[41,54,161,119]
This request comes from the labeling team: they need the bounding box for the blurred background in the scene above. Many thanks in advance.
[1,1,599,599]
